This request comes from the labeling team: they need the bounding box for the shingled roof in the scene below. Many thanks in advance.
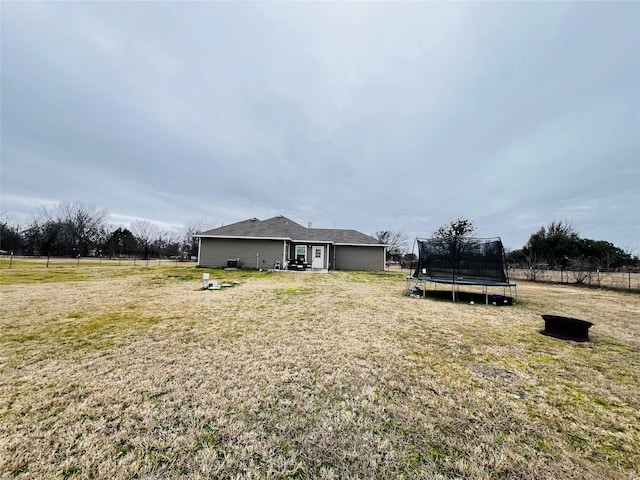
[196,216,383,245]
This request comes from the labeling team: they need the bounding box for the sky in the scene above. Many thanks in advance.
[2,1,639,252]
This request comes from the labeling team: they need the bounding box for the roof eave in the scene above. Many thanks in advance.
[195,234,291,241]
[291,239,333,244]
[334,243,387,247]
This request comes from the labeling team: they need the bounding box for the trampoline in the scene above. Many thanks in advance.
[405,236,517,304]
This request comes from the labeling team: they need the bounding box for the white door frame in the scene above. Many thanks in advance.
[311,245,325,269]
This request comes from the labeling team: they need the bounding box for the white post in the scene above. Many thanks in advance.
[383,246,387,270]
[203,273,210,289]
[282,241,287,270]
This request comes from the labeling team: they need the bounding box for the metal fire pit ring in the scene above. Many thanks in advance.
[541,315,593,342]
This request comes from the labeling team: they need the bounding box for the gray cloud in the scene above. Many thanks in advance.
[2,1,638,251]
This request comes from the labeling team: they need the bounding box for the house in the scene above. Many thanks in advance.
[195,216,387,271]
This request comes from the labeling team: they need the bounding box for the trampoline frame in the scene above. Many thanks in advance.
[405,275,518,304]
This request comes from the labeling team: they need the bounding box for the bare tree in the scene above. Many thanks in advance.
[181,218,221,258]
[432,217,477,262]
[523,251,546,282]
[432,217,476,301]
[36,201,109,256]
[130,220,162,259]
[433,217,476,240]
[569,256,593,285]
[374,230,408,261]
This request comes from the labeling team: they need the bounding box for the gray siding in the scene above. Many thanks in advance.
[199,238,285,269]
[333,245,385,271]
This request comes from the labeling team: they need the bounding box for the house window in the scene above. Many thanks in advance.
[296,245,306,262]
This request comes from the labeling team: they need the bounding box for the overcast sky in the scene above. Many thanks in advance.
[2,1,639,251]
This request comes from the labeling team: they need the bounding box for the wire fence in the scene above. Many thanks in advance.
[6,257,637,291]
[0,255,197,269]
[508,267,640,291]
[388,263,640,292]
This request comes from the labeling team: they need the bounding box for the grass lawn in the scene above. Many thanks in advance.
[1,264,638,479]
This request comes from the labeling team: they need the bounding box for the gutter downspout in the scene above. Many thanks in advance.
[333,244,336,270]
[197,237,202,266]
[324,243,328,270]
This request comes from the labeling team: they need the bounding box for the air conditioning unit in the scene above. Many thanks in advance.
[226,258,240,269]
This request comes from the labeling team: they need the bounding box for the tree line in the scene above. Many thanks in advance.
[0,202,219,260]
[506,221,637,280]
[3,204,636,273]
[375,219,637,273]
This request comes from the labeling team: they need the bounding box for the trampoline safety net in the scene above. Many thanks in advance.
[414,237,510,284]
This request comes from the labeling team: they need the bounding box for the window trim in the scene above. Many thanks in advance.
[295,245,307,262]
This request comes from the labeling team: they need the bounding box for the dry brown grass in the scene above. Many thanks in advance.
[1,265,638,479]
